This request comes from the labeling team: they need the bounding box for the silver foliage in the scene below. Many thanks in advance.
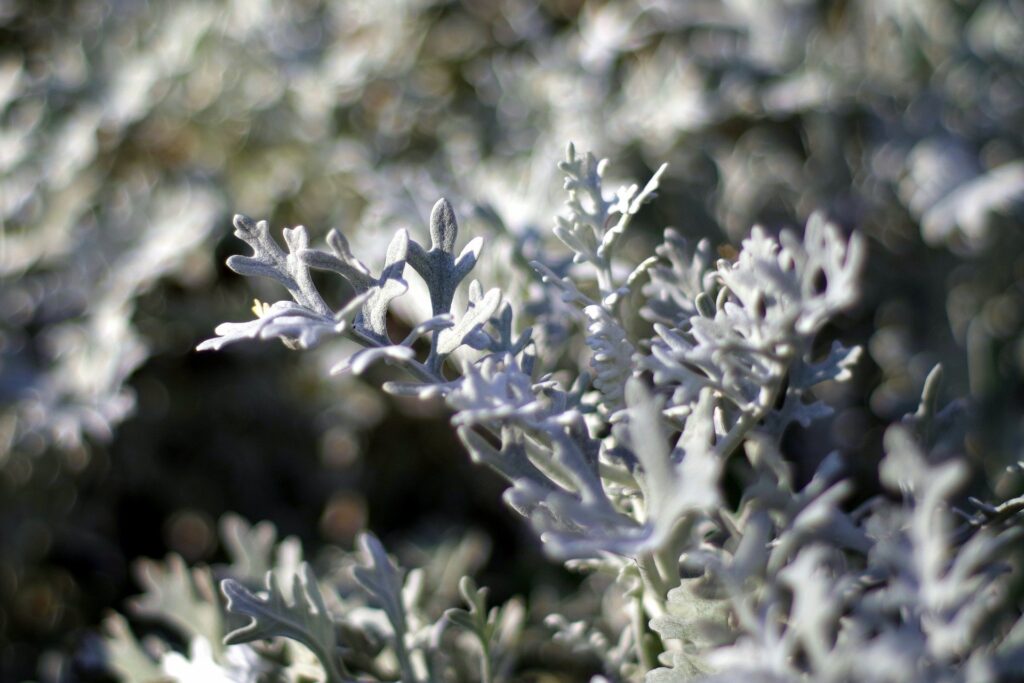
[7,2,1022,680]
[117,147,1024,683]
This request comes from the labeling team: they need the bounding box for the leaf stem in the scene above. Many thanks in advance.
[480,642,494,683]
[631,592,658,673]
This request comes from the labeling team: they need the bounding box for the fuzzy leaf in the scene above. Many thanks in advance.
[332,345,416,376]
[131,555,222,655]
[408,198,483,316]
[351,533,418,683]
[102,613,166,683]
[227,215,330,315]
[357,230,410,340]
[222,563,350,683]
[436,286,502,357]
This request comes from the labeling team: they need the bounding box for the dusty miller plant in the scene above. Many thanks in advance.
[107,147,1024,683]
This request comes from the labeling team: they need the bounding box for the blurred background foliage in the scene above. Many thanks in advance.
[0,0,1022,680]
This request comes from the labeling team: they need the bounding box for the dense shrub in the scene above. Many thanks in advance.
[1,2,1022,681]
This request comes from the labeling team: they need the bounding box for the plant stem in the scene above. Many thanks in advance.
[713,364,788,460]
[654,517,691,593]
[637,553,669,614]
[480,644,494,683]
[393,634,418,683]
[631,592,658,673]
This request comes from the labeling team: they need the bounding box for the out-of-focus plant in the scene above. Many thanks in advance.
[4,0,1022,507]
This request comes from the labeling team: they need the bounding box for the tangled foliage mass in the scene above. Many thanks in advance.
[1,0,1023,681]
